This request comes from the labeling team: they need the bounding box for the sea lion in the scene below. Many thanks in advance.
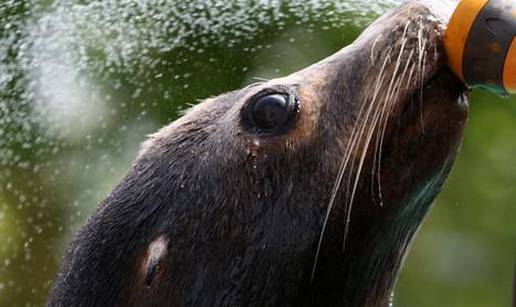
[48,1,468,306]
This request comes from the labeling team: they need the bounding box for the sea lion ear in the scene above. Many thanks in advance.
[142,235,169,288]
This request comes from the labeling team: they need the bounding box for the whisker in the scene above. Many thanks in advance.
[416,19,427,133]
[341,57,405,252]
[342,20,417,251]
[370,34,383,67]
[310,48,392,283]
[419,52,427,132]
[371,20,412,204]
[374,49,416,205]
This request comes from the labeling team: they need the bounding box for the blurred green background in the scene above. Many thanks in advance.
[0,0,514,306]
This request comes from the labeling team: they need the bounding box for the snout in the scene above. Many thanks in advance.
[278,0,462,106]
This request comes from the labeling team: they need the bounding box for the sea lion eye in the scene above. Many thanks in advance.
[243,93,299,135]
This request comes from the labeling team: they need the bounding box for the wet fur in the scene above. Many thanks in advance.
[48,2,468,307]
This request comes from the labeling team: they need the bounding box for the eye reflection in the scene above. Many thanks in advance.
[243,92,299,135]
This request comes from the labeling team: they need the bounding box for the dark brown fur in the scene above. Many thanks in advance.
[48,2,468,306]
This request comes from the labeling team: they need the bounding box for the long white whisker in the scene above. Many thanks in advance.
[341,48,406,252]
[370,34,383,67]
[417,19,427,133]
[419,51,427,132]
[371,20,412,203]
[374,48,415,205]
[310,48,392,283]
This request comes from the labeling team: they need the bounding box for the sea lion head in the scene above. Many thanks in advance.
[49,1,468,307]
